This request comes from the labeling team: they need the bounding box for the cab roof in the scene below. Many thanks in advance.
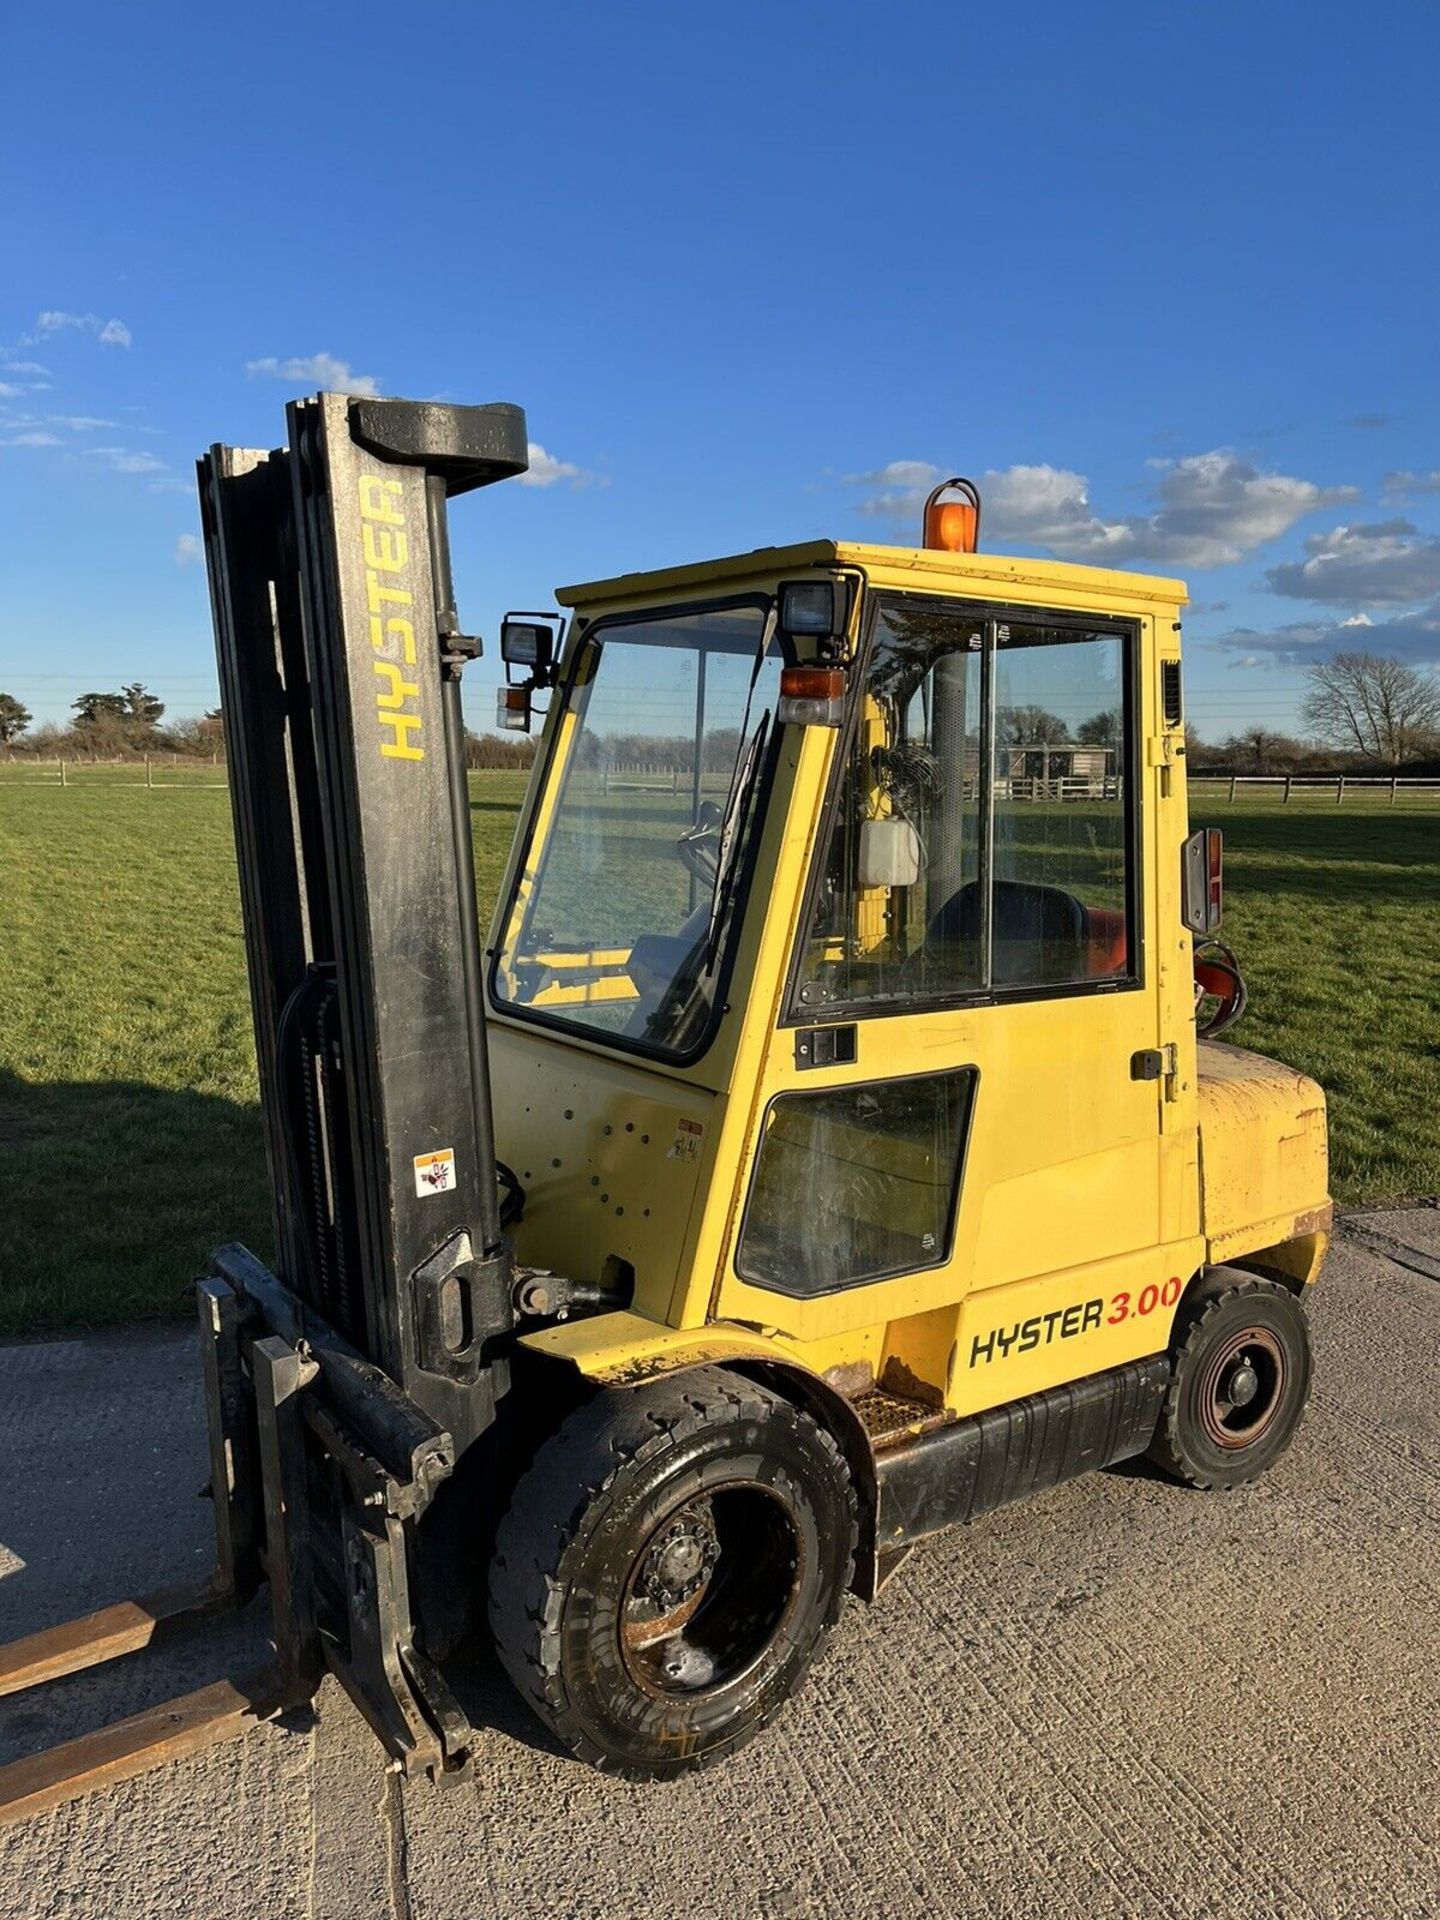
[558,539,1188,617]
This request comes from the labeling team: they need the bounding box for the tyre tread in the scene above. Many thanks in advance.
[489,1368,856,1777]
[1149,1271,1311,1491]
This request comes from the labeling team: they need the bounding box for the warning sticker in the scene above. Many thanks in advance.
[668,1117,706,1164]
[414,1148,457,1197]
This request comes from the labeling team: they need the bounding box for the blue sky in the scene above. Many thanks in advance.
[2,0,1437,743]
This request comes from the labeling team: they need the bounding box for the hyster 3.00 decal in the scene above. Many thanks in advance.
[968,1275,1183,1368]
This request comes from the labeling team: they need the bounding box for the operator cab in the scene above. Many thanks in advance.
[489,550,1136,1065]
[481,482,1318,1450]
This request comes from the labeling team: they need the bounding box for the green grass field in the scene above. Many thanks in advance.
[0,771,1435,1335]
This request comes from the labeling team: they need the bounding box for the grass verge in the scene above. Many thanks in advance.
[0,780,1433,1334]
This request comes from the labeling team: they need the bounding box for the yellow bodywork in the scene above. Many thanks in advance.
[485,538,1330,1429]
[1197,1041,1332,1280]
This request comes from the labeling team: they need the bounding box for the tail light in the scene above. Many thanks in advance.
[778,665,847,727]
[496,685,533,733]
[1181,827,1223,933]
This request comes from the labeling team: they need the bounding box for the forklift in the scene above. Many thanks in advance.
[0,395,1331,1815]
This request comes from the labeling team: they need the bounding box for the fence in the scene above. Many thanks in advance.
[996,775,1119,803]
[0,752,226,789]
[6,756,1437,809]
[1189,774,1440,806]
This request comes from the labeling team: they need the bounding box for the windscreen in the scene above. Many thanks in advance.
[492,602,781,1058]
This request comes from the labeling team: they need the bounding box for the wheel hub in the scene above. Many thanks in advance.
[1224,1360,1260,1409]
[1198,1325,1286,1449]
[637,1504,721,1612]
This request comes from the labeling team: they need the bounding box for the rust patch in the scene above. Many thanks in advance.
[854,1385,952,1450]
[823,1359,875,1399]
[1291,1204,1334,1238]
[879,1356,945,1409]
[595,1343,757,1388]
[621,1588,706,1651]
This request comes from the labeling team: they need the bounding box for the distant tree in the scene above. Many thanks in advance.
[162,709,226,756]
[997,704,1069,746]
[1184,723,1206,758]
[1222,726,1307,774]
[72,691,131,727]
[0,694,31,744]
[464,729,539,770]
[121,682,165,728]
[1299,651,1440,765]
[1077,709,1120,745]
[71,684,167,753]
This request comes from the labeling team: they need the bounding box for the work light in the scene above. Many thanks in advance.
[777,578,848,644]
[500,619,555,672]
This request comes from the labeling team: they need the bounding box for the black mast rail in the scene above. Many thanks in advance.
[196,393,531,1659]
[198,394,528,1448]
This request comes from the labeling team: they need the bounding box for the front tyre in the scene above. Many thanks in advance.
[1149,1270,1312,1491]
[488,1370,857,1779]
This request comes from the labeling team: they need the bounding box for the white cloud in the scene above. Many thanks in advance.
[1341,612,1373,626]
[244,352,380,397]
[850,459,948,518]
[1383,469,1440,500]
[0,359,49,376]
[0,382,25,398]
[2,430,61,447]
[850,450,1357,571]
[29,310,131,347]
[518,441,593,488]
[1264,520,1440,607]
[49,414,116,431]
[1213,604,1440,667]
[174,532,203,566]
[86,446,167,474]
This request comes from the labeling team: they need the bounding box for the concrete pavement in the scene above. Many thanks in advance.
[1,1213,1436,1920]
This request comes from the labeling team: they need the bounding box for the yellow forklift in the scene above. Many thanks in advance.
[0,399,1330,1814]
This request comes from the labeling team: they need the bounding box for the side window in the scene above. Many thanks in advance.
[792,599,1134,1013]
[795,603,985,1009]
[990,621,1131,986]
[736,1071,975,1295]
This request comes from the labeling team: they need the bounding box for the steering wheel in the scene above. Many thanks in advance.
[675,800,723,886]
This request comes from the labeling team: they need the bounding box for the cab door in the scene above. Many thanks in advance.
[715,596,1186,1415]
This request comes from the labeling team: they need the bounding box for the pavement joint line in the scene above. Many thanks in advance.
[1339,1218,1440,1282]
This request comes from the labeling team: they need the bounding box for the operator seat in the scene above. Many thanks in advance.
[927,878,1089,986]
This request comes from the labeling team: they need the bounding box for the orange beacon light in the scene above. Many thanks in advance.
[922,476,982,553]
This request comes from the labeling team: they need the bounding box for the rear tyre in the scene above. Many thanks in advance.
[488,1369,857,1779]
[1148,1270,1312,1491]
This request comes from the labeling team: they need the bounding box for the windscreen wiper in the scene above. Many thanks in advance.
[701,710,770,973]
